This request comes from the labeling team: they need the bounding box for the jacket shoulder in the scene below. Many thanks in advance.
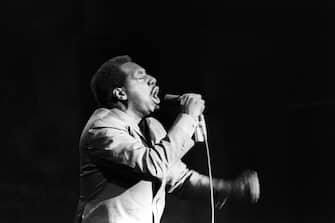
[88,108,127,130]
[79,108,128,148]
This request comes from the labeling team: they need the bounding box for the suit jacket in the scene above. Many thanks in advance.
[75,108,199,223]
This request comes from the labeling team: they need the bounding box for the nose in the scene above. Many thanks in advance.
[147,75,157,86]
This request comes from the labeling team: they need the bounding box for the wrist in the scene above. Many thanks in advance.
[214,179,231,209]
[172,113,198,138]
[216,179,233,195]
[181,112,199,125]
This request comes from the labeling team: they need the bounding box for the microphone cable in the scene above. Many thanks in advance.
[199,114,215,223]
[205,133,215,223]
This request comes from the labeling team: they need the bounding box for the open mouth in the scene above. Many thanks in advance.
[151,86,161,104]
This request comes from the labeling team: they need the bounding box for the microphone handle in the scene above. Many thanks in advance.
[194,114,207,142]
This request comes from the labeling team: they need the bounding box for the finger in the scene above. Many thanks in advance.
[250,173,260,203]
[195,94,202,99]
[185,95,193,106]
[189,93,202,100]
[179,95,187,105]
[200,100,205,113]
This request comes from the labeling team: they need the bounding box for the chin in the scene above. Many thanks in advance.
[147,108,155,114]
[145,107,157,116]
[154,104,160,111]
[141,101,159,116]
[151,102,160,112]
[142,108,153,117]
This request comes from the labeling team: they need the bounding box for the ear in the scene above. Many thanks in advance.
[112,87,127,101]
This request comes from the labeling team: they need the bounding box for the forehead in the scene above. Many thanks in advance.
[120,62,145,77]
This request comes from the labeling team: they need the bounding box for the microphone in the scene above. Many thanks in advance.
[163,94,180,103]
[197,114,207,142]
[163,94,207,142]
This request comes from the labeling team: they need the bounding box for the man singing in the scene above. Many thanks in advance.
[75,55,260,223]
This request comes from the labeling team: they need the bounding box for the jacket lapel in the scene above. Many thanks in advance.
[97,108,150,146]
[130,124,150,146]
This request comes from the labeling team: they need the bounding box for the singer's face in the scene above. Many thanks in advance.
[120,62,160,117]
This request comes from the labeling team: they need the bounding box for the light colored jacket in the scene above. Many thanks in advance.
[77,108,199,223]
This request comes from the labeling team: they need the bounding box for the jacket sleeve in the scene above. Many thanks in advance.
[86,113,197,181]
[166,161,228,208]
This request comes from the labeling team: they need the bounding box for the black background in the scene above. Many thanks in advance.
[1,1,334,223]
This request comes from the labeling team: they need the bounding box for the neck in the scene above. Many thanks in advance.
[125,109,143,124]
[112,102,143,124]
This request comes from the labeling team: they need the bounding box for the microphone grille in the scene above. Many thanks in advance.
[164,94,180,101]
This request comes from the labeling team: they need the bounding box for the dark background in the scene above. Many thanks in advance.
[1,1,334,223]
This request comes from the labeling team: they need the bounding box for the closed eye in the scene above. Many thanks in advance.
[134,70,147,80]
[136,75,146,81]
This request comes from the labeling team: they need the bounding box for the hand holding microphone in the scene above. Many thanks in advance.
[164,93,205,118]
[164,93,206,142]
[179,93,205,119]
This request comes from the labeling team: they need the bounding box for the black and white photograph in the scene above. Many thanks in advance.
[1,1,334,223]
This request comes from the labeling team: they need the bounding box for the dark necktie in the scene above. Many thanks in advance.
[138,119,153,147]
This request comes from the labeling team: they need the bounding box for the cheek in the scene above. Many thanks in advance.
[127,85,149,101]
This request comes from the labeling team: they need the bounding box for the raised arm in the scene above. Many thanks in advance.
[85,113,197,181]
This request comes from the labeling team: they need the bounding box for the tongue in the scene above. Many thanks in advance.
[152,95,160,104]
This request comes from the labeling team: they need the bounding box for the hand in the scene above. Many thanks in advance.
[228,170,260,203]
[179,93,205,120]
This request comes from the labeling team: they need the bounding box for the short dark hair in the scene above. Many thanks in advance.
[90,55,132,107]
